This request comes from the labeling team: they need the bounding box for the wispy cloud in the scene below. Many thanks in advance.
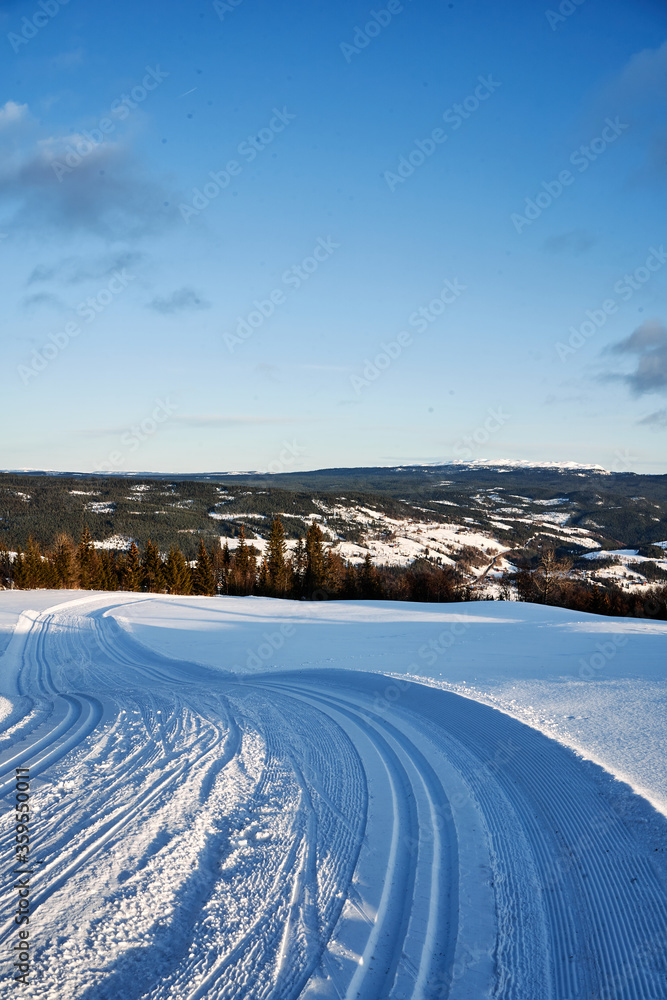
[543,391,591,406]
[146,287,210,314]
[606,318,667,395]
[22,291,65,311]
[603,39,667,107]
[172,415,300,428]
[50,48,85,71]
[543,230,596,255]
[255,363,281,382]
[27,251,146,285]
[588,39,667,184]
[0,105,175,239]
[299,363,351,372]
[638,408,667,430]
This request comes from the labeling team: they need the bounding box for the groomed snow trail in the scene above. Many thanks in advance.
[0,595,666,999]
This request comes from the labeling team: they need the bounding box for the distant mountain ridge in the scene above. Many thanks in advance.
[2,459,617,477]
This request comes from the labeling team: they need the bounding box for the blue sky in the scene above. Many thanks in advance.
[1,0,666,474]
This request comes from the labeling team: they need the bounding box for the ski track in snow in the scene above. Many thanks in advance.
[0,594,666,999]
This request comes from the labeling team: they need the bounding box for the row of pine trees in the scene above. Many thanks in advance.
[4,518,666,619]
[1,518,436,600]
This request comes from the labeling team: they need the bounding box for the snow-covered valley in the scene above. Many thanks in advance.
[1,591,666,998]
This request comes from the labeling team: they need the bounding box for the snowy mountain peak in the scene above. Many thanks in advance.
[437,459,611,473]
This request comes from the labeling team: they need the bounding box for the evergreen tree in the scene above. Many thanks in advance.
[95,550,119,591]
[357,552,382,599]
[304,522,327,595]
[229,528,256,595]
[13,538,44,589]
[216,541,231,594]
[266,517,289,596]
[209,538,226,594]
[290,537,306,597]
[123,542,143,591]
[0,542,11,589]
[257,558,270,595]
[77,525,98,589]
[193,538,216,596]
[341,559,358,600]
[12,546,26,589]
[164,546,192,594]
[325,549,346,597]
[516,566,537,603]
[25,537,47,589]
[52,534,77,589]
[142,539,165,593]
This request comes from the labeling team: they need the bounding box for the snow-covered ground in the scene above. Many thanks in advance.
[223,507,511,571]
[1,591,666,998]
[111,596,667,814]
[581,547,667,588]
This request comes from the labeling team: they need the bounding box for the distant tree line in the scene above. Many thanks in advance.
[1,517,666,621]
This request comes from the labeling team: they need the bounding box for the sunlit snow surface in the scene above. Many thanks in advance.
[110,595,667,814]
[1,591,666,999]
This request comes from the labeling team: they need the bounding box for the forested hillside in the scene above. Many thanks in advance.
[2,468,667,620]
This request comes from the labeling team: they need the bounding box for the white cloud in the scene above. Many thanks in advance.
[0,101,28,128]
[610,39,667,104]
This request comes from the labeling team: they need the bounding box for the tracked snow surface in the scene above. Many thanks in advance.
[1,591,666,999]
